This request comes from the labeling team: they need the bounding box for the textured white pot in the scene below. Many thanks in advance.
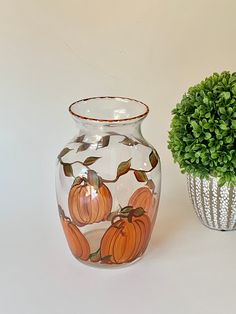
[187,174,236,231]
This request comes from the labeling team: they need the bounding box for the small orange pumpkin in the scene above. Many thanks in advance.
[100,209,151,264]
[68,182,112,226]
[128,186,156,220]
[59,208,90,261]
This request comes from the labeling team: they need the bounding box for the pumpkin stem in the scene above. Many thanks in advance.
[111,213,129,225]
[128,213,133,223]
[111,206,145,224]
[133,207,145,217]
[107,210,119,222]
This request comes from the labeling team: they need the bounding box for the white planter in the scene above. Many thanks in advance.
[187,174,236,231]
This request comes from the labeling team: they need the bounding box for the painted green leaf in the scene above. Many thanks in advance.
[83,156,101,166]
[107,211,119,221]
[77,143,90,152]
[57,147,72,161]
[97,135,110,149]
[120,137,139,146]
[134,170,148,182]
[89,249,101,263]
[63,163,74,177]
[146,179,155,191]
[74,134,85,143]
[149,150,159,168]
[133,207,145,217]
[120,206,134,213]
[117,158,131,177]
[87,170,101,189]
[72,176,83,187]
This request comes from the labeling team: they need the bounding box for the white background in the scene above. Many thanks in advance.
[1,1,236,313]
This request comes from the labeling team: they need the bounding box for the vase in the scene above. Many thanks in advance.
[55,96,161,267]
[187,174,236,231]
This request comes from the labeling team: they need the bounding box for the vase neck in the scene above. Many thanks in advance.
[69,96,149,140]
[74,118,144,138]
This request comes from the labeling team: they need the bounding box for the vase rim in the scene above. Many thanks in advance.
[69,96,149,123]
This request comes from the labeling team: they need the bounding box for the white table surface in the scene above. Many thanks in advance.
[1,1,236,313]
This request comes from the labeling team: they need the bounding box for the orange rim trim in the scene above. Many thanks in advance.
[69,96,149,123]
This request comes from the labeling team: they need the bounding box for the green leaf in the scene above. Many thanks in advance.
[57,147,72,161]
[72,176,83,187]
[149,150,159,168]
[62,163,73,177]
[203,97,209,104]
[117,159,131,177]
[89,249,101,263]
[203,122,210,129]
[87,170,101,189]
[134,170,148,182]
[221,91,231,100]
[74,134,85,143]
[219,107,226,114]
[120,206,134,213]
[120,137,138,146]
[77,143,90,152]
[219,123,228,130]
[211,152,218,159]
[232,84,236,95]
[232,120,236,129]
[204,132,212,140]
[191,121,199,130]
[133,207,145,217]
[83,156,101,166]
[146,179,155,191]
[97,135,110,149]
[225,136,233,144]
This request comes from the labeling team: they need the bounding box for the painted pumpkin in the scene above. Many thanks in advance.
[100,209,151,264]
[60,209,90,261]
[128,186,156,220]
[68,182,112,226]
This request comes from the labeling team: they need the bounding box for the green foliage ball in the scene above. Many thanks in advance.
[168,71,236,186]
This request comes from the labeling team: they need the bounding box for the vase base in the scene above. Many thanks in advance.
[76,228,144,269]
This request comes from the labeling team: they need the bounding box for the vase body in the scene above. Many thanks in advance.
[187,174,236,231]
[56,97,161,267]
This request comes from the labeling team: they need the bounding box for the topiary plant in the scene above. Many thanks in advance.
[168,71,236,186]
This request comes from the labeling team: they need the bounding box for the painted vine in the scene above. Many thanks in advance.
[58,132,159,264]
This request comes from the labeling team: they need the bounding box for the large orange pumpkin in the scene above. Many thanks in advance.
[100,210,151,264]
[68,182,112,226]
[60,209,90,261]
[128,186,156,221]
